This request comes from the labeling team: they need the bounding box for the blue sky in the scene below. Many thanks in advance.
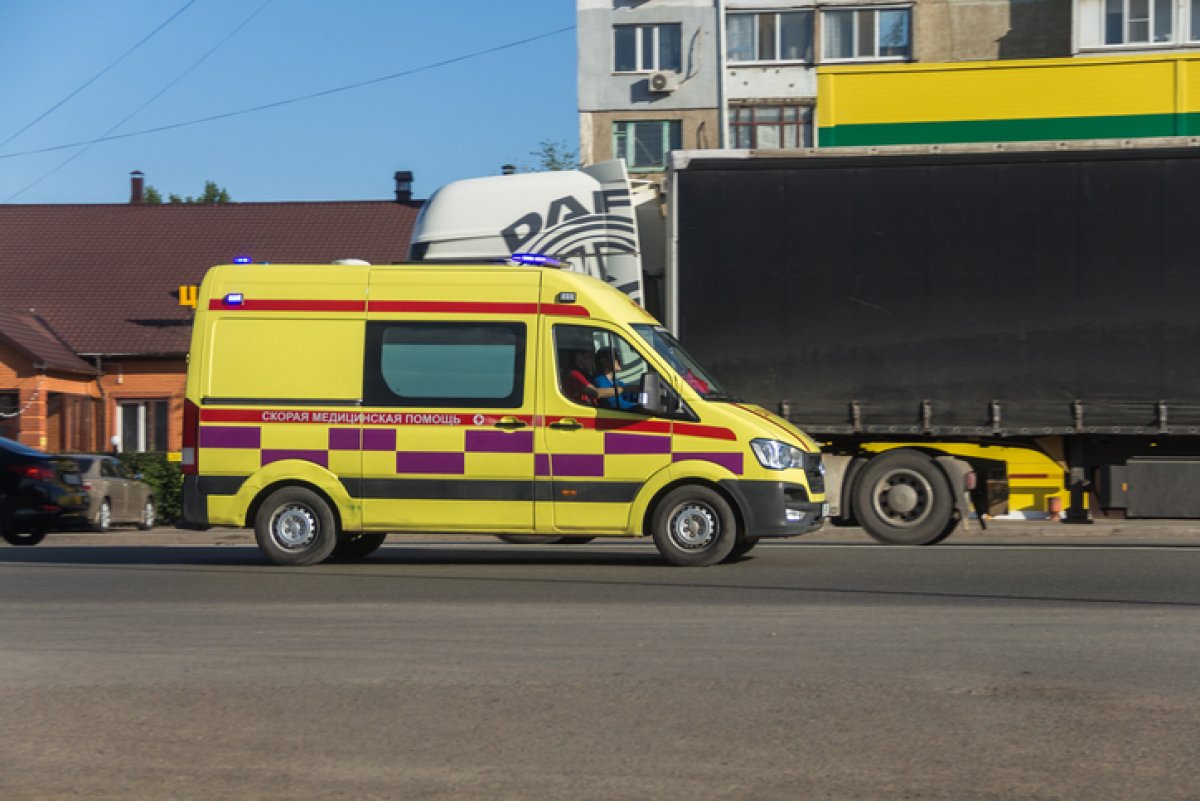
[0,1,578,204]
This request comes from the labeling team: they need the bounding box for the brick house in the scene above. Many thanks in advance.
[0,173,421,454]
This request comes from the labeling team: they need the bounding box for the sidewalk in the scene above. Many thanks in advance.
[24,518,1200,548]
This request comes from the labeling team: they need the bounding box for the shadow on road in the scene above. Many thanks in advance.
[4,543,1200,609]
[0,543,668,569]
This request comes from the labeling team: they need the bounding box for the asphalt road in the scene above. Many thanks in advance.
[2,523,1199,800]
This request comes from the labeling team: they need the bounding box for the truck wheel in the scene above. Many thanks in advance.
[254,487,338,566]
[495,535,596,544]
[651,486,737,566]
[332,531,387,560]
[723,536,760,562]
[852,450,955,546]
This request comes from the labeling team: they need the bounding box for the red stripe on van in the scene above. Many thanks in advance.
[541,303,590,317]
[368,300,590,317]
[369,300,537,314]
[202,409,273,422]
[209,299,366,312]
[673,422,738,441]
[207,298,590,317]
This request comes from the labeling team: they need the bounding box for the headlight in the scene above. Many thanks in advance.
[750,438,807,470]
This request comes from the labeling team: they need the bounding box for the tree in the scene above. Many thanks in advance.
[142,186,164,204]
[168,180,231,205]
[528,139,579,171]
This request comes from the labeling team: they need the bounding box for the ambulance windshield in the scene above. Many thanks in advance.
[632,324,732,401]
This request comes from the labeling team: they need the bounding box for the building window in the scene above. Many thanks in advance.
[727,11,814,63]
[613,120,682,171]
[118,399,169,453]
[1105,0,1173,43]
[730,105,813,149]
[822,7,911,61]
[364,322,526,408]
[614,23,682,72]
[1078,0,1199,46]
[0,391,17,440]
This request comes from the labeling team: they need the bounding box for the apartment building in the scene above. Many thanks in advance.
[579,1,1200,172]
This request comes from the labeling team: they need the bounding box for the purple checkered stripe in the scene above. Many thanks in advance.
[198,426,743,476]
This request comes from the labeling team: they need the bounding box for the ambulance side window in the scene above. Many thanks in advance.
[554,324,650,411]
[363,322,526,408]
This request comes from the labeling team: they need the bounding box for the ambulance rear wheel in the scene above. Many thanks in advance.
[332,531,387,560]
[254,487,338,566]
[651,486,737,567]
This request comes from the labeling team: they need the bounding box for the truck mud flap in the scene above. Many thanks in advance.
[933,455,984,532]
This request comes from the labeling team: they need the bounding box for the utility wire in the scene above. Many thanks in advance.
[0,25,575,162]
[0,0,198,151]
[6,0,274,201]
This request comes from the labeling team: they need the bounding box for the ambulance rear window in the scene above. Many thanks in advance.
[363,322,526,408]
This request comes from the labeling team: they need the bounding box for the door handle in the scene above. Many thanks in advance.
[493,416,527,430]
[549,418,582,430]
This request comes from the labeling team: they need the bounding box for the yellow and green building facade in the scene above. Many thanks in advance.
[817,51,1200,148]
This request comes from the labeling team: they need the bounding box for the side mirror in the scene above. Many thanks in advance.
[639,373,677,416]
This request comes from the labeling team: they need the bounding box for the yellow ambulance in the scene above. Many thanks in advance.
[179,257,827,566]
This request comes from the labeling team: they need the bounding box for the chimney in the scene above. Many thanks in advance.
[393,170,413,203]
[130,170,144,204]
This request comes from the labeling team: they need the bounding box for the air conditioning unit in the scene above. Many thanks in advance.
[648,70,679,93]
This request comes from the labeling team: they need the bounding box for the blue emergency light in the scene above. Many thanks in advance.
[233,256,252,264]
[511,252,562,267]
[223,293,245,306]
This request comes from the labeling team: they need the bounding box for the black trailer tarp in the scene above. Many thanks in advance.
[674,147,1200,435]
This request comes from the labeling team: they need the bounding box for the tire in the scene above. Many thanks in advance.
[253,487,338,566]
[495,535,596,545]
[93,499,112,533]
[331,531,387,560]
[852,450,956,546]
[723,536,761,562]
[651,485,737,567]
[3,527,47,546]
[137,498,156,531]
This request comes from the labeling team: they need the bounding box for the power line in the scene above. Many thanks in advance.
[0,25,575,162]
[0,0,198,151]
[6,0,274,201]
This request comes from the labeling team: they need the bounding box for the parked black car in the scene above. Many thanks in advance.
[0,436,88,545]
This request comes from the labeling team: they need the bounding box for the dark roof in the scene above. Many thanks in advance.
[0,310,98,375]
[0,200,421,356]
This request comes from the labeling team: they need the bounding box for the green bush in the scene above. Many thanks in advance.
[117,452,182,526]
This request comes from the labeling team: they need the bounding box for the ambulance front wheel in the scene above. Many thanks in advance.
[254,487,339,566]
[651,486,737,567]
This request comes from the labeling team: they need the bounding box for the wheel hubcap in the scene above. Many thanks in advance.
[272,505,318,550]
[669,503,718,550]
[872,469,933,527]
